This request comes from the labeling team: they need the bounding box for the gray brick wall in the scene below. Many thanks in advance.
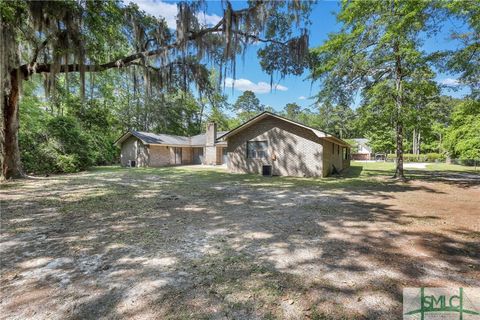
[227,116,325,177]
[120,136,148,167]
[226,115,350,177]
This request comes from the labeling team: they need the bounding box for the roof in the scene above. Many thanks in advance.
[114,130,228,147]
[190,131,228,146]
[217,111,350,147]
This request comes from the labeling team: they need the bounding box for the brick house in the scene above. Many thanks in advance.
[218,111,350,177]
[114,123,227,167]
[115,111,350,177]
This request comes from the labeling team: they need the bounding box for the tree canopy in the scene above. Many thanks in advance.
[1,0,312,179]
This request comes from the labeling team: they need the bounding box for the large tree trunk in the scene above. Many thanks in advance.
[393,40,405,180]
[395,122,404,178]
[1,71,24,180]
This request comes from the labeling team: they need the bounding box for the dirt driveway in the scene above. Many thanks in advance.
[1,166,479,319]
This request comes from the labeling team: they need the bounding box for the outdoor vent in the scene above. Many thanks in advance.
[262,165,272,177]
[129,160,136,167]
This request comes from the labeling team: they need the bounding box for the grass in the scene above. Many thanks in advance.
[1,161,478,319]
[84,161,478,189]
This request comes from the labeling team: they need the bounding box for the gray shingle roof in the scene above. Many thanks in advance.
[117,130,229,146]
[190,131,228,145]
[132,131,190,145]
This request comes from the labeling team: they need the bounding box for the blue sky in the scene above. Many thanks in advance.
[132,0,470,112]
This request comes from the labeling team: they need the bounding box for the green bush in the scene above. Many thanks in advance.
[386,153,445,163]
[20,115,119,175]
[425,153,445,162]
[56,154,80,173]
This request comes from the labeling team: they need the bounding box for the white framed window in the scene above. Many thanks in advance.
[247,141,268,159]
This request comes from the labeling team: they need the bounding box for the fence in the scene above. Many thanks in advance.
[351,154,479,170]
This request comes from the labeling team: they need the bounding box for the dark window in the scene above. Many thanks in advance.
[343,148,348,160]
[332,143,334,153]
[337,145,340,155]
[247,141,268,159]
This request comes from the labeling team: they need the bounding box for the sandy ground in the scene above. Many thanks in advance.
[1,166,479,319]
[403,163,427,169]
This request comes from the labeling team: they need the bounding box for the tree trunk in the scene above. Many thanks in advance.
[412,128,416,154]
[395,121,404,178]
[393,40,405,180]
[1,71,24,180]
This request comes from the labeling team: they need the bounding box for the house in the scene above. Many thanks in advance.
[351,138,373,160]
[114,123,227,167]
[218,111,350,177]
[115,111,350,177]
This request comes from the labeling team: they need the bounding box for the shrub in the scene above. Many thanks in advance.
[20,115,119,175]
[387,153,445,163]
[56,154,80,173]
[425,153,445,162]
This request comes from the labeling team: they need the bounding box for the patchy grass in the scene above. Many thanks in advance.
[1,163,479,319]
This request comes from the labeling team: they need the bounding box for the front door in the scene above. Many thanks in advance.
[193,147,204,164]
[173,147,182,165]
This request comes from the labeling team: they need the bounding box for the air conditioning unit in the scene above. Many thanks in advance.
[262,165,272,176]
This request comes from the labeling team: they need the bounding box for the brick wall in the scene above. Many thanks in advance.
[120,136,148,167]
[321,140,345,175]
[148,145,170,166]
[227,116,326,177]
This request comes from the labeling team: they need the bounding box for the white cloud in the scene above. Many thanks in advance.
[130,0,222,29]
[439,78,461,86]
[197,11,222,27]
[298,96,307,100]
[224,78,288,94]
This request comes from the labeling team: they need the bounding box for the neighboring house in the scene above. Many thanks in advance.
[114,123,227,167]
[218,111,350,177]
[351,138,372,160]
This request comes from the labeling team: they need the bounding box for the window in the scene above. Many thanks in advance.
[247,141,268,159]
[343,148,348,160]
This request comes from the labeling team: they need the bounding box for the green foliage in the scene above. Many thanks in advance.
[444,99,480,160]
[232,91,265,122]
[386,153,445,163]
[18,77,120,174]
[282,102,302,121]
[233,91,263,113]
[20,114,120,175]
[441,1,480,98]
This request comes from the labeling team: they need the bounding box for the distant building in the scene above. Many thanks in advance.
[351,138,372,160]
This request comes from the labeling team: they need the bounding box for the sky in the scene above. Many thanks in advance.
[131,0,470,112]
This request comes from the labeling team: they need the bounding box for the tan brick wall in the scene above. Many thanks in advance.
[120,136,136,166]
[226,116,325,177]
[148,145,170,166]
[321,140,344,176]
[204,146,216,165]
[120,136,148,167]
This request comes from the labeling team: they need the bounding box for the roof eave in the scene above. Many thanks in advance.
[217,111,351,147]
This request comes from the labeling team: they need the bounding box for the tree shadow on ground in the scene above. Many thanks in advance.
[1,167,478,319]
